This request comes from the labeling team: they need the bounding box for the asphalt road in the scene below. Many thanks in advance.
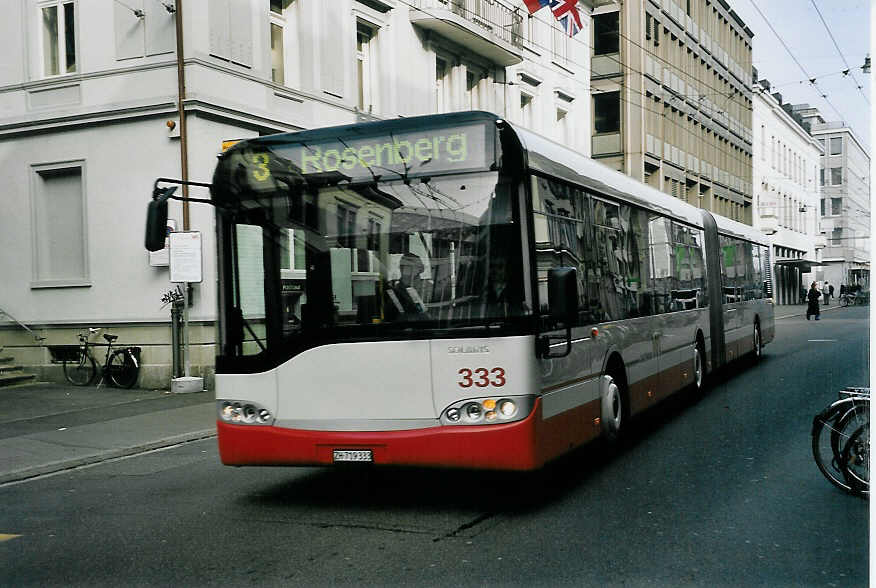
[0,306,869,587]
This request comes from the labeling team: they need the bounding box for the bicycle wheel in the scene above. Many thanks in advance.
[813,399,869,494]
[812,401,857,494]
[63,352,96,386]
[840,423,869,496]
[107,350,139,389]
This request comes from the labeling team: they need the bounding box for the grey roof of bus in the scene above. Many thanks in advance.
[509,122,767,246]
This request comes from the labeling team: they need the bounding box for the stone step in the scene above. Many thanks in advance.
[0,356,15,364]
[0,372,37,387]
[0,364,25,374]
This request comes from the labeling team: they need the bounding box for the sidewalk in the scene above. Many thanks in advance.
[0,384,215,484]
[772,301,846,320]
[0,302,846,485]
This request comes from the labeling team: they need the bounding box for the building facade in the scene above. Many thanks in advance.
[590,0,753,224]
[751,80,823,305]
[791,105,871,292]
[0,0,591,388]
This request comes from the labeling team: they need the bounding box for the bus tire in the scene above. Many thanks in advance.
[693,340,707,394]
[752,322,762,361]
[600,369,628,443]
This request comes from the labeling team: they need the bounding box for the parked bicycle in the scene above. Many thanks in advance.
[840,291,869,306]
[49,328,141,388]
[812,387,869,497]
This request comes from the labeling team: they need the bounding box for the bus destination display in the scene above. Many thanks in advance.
[245,123,492,186]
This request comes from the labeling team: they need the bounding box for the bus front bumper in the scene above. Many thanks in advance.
[217,401,543,471]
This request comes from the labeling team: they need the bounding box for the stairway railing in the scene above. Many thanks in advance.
[0,307,45,343]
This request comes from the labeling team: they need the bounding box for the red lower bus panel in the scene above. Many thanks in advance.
[219,399,552,471]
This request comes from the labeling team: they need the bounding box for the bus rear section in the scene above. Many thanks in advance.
[215,336,565,470]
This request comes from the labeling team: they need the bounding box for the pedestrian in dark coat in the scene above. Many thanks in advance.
[807,282,821,320]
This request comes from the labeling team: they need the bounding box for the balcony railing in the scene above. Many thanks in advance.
[411,0,524,65]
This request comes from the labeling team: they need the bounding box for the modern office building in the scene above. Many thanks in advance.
[589,0,754,224]
[751,79,824,305]
[0,0,591,388]
[791,104,871,291]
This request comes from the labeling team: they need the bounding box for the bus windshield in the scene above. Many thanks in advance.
[216,165,529,360]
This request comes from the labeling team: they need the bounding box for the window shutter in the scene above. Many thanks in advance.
[209,0,230,60]
[146,3,176,56]
[114,0,145,60]
[229,0,253,67]
[320,2,345,97]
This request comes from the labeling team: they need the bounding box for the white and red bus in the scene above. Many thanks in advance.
[186,111,773,470]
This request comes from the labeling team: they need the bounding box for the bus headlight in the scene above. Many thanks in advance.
[218,401,274,426]
[440,396,534,426]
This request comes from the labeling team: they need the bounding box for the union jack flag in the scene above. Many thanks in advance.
[522,0,551,14]
[551,0,583,37]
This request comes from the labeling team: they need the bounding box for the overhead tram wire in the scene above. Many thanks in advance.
[745,0,847,123]
[392,0,758,176]
[395,0,754,118]
[809,0,869,105]
[393,0,758,173]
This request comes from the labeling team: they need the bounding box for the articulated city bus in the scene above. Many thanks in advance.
[161,111,774,471]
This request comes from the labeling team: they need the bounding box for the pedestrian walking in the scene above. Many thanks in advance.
[828,282,834,302]
[807,282,821,320]
[823,281,830,305]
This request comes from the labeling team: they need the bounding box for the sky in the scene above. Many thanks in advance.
[726,0,871,149]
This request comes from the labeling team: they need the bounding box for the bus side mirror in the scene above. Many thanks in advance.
[145,187,175,252]
[548,267,578,326]
[539,267,578,359]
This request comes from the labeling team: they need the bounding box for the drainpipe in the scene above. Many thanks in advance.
[175,0,190,230]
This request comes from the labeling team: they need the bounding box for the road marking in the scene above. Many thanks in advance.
[0,534,21,542]
[807,339,837,342]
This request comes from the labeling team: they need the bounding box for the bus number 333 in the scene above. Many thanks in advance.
[458,367,506,388]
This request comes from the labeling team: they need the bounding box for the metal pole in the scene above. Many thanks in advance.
[170,301,182,378]
[183,282,191,378]
[175,0,190,230]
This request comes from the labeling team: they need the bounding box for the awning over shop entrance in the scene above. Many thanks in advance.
[774,259,823,273]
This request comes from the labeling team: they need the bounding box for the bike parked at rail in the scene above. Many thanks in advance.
[840,291,869,306]
[812,387,869,497]
[48,328,141,388]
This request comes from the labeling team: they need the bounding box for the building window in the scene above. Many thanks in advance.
[551,21,568,62]
[820,198,826,216]
[830,167,842,185]
[819,168,824,186]
[435,56,451,113]
[31,162,88,286]
[465,68,484,110]
[830,137,842,155]
[556,108,568,144]
[357,23,376,112]
[41,1,77,76]
[593,91,620,133]
[593,12,619,55]
[520,92,533,128]
[209,0,254,67]
[831,228,842,246]
[270,22,284,84]
[831,197,842,216]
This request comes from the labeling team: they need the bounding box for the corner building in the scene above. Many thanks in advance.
[0,0,591,388]
[590,0,753,224]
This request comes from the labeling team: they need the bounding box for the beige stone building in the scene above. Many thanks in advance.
[589,0,753,224]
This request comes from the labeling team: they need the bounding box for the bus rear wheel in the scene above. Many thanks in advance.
[752,323,762,361]
[601,370,628,443]
[693,341,707,393]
